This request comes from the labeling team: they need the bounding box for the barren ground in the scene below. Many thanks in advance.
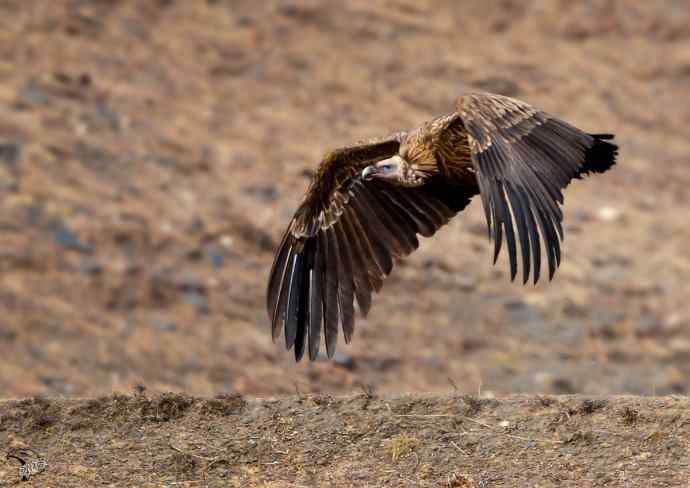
[2,393,690,487]
[1,0,690,486]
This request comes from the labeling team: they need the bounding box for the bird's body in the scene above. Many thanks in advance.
[267,92,618,361]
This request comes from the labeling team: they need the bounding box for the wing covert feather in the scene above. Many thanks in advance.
[456,92,617,284]
[266,131,475,360]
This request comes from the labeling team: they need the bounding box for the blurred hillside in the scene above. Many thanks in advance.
[1,0,689,399]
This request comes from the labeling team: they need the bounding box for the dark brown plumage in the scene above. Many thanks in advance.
[267,92,618,361]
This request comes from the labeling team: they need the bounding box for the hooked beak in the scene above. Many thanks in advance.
[361,165,378,180]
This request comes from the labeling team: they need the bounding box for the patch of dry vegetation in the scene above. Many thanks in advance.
[1,394,688,486]
[384,433,420,461]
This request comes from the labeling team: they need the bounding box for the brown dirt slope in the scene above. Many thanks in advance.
[1,393,689,487]
[1,1,690,400]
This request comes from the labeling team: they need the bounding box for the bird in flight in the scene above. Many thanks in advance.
[267,92,618,361]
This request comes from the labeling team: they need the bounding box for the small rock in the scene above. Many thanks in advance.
[504,299,542,323]
[596,206,621,222]
[219,235,233,248]
[333,352,356,370]
[237,16,254,26]
[205,244,225,269]
[288,56,310,71]
[461,337,487,352]
[665,313,685,334]
[563,299,588,318]
[465,221,489,237]
[417,355,444,370]
[0,329,17,341]
[39,376,75,394]
[78,258,102,275]
[591,254,632,268]
[187,216,205,234]
[0,142,21,168]
[235,222,274,251]
[242,184,278,202]
[455,275,477,292]
[78,73,92,87]
[240,259,261,270]
[22,203,44,225]
[210,253,224,268]
[607,346,632,363]
[278,4,310,19]
[95,101,121,131]
[150,156,179,168]
[182,291,209,315]
[368,356,400,371]
[15,81,50,108]
[233,151,256,168]
[552,377,576,394]
[635,314,663,338]
[621,281,663,297]
[579,399,607,414]
[74,142,115,173]
[570,209,593,223]
[589,310,623,339]
[636,195,657,211]
[53,226,94,254]
[186,248,203,261]
[151,320,178,332]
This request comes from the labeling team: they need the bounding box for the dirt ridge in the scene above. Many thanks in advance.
[1,393,689,487]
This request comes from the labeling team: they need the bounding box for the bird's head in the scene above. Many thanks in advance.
[361,154,427,187]
[361,155,407,183]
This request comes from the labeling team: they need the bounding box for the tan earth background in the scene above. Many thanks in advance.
[1,1,690,486]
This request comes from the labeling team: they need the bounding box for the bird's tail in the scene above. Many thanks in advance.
[577,133,618,178]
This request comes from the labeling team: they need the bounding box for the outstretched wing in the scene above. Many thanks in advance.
[267,134,476,361]
[456,92,618,284]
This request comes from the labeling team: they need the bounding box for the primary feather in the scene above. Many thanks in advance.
[267,92,618,361]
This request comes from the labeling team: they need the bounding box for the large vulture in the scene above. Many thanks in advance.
[267,92,618,361]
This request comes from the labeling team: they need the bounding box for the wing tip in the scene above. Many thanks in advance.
[276,237,326,364]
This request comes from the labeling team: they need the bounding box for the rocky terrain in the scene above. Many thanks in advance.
[0,1,689,485]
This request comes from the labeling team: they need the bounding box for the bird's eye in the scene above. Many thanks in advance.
[381,164,392,171]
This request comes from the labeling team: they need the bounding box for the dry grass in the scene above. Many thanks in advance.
[383,433,421,462]
[1,394,688,486]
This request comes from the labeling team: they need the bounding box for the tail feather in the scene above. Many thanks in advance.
[577,133,618,178]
